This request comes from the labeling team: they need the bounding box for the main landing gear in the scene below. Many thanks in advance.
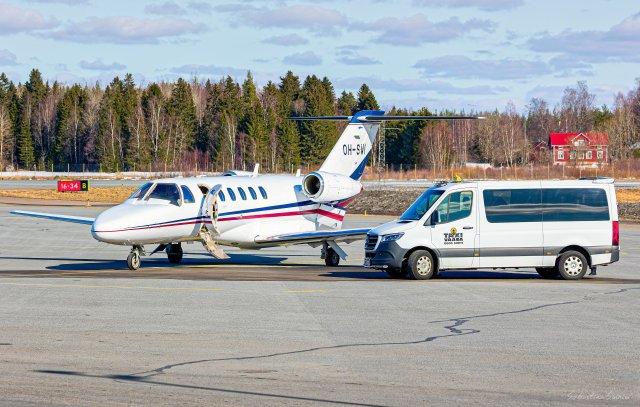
[126,242,184,270]
[321,241,345,267]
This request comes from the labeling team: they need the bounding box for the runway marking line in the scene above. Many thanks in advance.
[0,282,223,292]
[287,289,327,293]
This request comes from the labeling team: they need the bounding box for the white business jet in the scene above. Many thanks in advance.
[12,110,480,270]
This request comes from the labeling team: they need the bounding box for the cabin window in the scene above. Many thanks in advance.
[238,187,247,200]
[227,187,237,201]
[146,183,181,206]
[586,151,592,159]
[258,186,268,199]
[180,186,195,203]
[129,182,153,200]
[597,151,604,159]
[248,186,257,200]
[218,190,226,202]
[557,151,564,160]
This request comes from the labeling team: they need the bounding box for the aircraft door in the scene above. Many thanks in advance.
[203,184,222,236]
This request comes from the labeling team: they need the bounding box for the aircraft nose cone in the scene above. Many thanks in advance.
[91,205,134,244]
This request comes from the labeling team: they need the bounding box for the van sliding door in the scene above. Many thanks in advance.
[479,187,543,268]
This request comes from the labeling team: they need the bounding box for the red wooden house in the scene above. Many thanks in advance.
[549,132,609,165]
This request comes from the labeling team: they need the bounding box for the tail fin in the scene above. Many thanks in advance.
[319,110,384,180]
[287,110,484,180]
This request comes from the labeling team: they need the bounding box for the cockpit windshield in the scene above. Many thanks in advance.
[129,182,153,200]
[146,183,181,205]
[399,187,444,221]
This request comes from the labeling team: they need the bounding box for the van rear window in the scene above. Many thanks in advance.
[483,188,609,223]
[542,188,609,221]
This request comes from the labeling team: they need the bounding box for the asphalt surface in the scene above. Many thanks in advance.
[0,201,639,406]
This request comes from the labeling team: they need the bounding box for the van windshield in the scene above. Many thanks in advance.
[400,188,444,221]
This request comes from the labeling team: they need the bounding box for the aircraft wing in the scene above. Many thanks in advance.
[10,210,95,225]
[254,228,370,246]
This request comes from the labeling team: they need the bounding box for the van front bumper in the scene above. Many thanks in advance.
[365,241,408,270]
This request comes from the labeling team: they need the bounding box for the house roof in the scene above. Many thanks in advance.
[549,132,609,146]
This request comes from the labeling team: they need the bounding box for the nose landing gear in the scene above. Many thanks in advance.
[127,245,144,270]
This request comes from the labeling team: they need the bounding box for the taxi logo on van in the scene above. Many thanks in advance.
[444,227,463,245]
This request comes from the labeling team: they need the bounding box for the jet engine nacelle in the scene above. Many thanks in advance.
[302,171,362,203]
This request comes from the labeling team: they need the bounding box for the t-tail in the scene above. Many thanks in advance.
[319,110,385,180]
[287,110,483,229]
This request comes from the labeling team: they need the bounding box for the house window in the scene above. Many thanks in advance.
[586,151,592,159]
[578,152,585,160]
[574,139,585,146]
[597,151,604,159]
[558,151,565,160]
[570,152,576,159]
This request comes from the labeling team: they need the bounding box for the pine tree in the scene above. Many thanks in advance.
[357,84,379,111]
[277,71,301,171]
[337,91,357,116]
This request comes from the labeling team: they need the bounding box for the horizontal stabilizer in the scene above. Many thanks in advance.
[10,210,94,225]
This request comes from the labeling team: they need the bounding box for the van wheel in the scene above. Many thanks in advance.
[536,267,559,279]
[385,268,407,279]
[557,251,588,280]
[407,250,436,280]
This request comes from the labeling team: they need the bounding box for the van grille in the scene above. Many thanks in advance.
[365,234,378,250]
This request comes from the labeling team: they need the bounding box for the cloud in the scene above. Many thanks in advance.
[0,3,58,35]
[26,0,89,4]
[283,51,322,66]
[216,4,347,35]
[528,12,640,63]
[412,0,524,11]
[0,49,18,66]
[363,14,494,46]
[47,16,206,44]
[187,1,213,14]
[145,1,186,16]
[79,59,126,71]
[335,76,507,95]
[548,55,594,78]
[414,55,552,80]
[170,64,248,77]
[335,48,380,65]
[262,34,308,46]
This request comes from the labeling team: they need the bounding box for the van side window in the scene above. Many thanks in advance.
[248,186,257,200]
[483,189,542,223]
[218,190,226,202]
[433,191,473,224]
[226,188,237,201]
[542,188,609,221]
[180,186,195,203]
[258,186,268,199]
[238,187,247,200]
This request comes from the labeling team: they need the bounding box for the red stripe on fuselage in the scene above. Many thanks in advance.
[93,208,344,233]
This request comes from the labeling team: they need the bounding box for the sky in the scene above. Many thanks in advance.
[0,0,639,113]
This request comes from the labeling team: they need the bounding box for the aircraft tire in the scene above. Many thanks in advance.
[127,251,141,270]
[167,243,183,264]
[536,267,559,279]
[385,268,407,279]
[325,248,340,267]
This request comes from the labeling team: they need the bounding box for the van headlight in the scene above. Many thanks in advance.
[382,233,404,242]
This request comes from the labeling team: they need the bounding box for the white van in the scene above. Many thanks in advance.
[364,179,619,280]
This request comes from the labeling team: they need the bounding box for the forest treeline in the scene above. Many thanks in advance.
[0,69,639,173]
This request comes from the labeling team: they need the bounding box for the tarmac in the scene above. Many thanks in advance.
[0,200,639,406]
